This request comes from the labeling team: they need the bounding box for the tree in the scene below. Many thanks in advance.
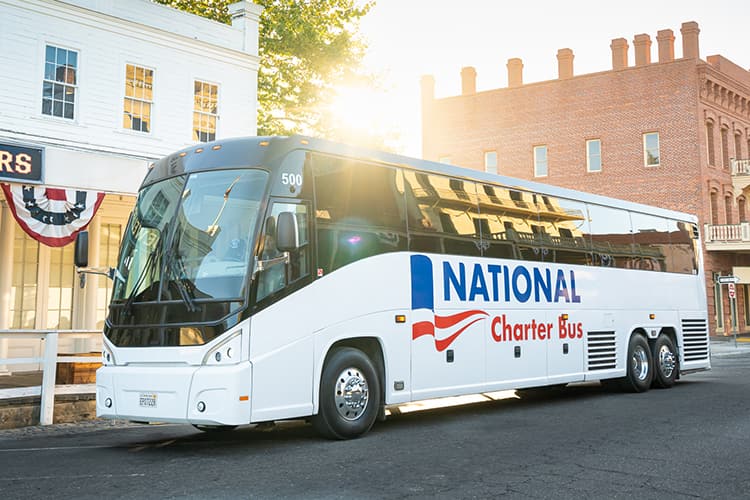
[153,0,374,138]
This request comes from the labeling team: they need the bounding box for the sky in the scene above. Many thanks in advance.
[333,0,750,157]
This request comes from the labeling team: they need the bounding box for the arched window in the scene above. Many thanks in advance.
[706,121,715,166]
[738,198,747,223]
[710,190,719,225]
[725,195,734,225]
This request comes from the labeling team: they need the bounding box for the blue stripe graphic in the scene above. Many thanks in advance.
[410,254,434,312]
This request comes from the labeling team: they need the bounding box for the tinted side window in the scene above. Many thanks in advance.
[537,195,591,265]
[667,220,699,274]
[586,204,633,268]
[483,188,544,261]
[313,155,407,273]
[630,212,669,272]
[403,171,481,256]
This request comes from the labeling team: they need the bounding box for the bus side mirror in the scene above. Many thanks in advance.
[276,211,299,252]
[74,231,89,268]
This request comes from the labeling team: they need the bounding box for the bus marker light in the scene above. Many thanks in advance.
[197,401,206,412]
[300,139,309,145]
[179,152,187,157]
[212,145,221,150]
[259,141,269,147]
[195,148,204,154]
[105,398,112,408]
[239,395,249,401]
[395,315,406,324]
[649,313,656,320]
[561,313,569,321]
[215,352,222,362]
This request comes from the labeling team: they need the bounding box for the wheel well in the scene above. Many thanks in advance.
[632,327,647,340]
[326,337,385,403]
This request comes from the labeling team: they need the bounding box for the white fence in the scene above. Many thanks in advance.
[0,330,101,425]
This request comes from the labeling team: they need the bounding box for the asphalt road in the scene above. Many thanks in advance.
[0,344,749,499]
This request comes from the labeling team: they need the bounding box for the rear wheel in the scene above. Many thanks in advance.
[312,347,381,440]
[652,335,678,388]
[619,334,653,393]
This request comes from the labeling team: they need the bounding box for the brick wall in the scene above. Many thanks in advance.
[422,37,750,336]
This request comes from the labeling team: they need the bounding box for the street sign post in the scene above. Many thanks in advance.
[717,275,740,284]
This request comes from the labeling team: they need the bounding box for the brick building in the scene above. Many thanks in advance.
[421,21,750,337]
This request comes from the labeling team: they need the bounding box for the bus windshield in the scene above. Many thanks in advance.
[112,169,268,305]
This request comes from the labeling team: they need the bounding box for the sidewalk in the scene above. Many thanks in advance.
[0,370,95,429]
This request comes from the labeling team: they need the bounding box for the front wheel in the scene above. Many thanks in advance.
[652,335,678,388]
[619,334,653,393]
[312,347,381,440]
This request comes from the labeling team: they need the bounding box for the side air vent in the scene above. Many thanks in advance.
[587,331,617,370]
[681,318,709,361]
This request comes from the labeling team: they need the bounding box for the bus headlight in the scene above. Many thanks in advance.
[102,343,116,366]
[203,330,242,366]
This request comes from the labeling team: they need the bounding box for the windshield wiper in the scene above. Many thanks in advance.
[166,252,198,313]
[123,223,169,316]
[162,224,198,313]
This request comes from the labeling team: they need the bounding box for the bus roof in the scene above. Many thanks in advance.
[147,135,697,224]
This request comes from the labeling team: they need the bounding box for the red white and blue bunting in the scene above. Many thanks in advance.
[1,183,105,247]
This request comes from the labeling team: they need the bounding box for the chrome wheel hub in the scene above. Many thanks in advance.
[334,367,369,421]
[632,345,650,381]
[657,344,676,378]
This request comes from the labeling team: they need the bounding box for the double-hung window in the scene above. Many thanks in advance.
[123,64,154,133]
[193,80,219,142]
[42,45,78,119]
[586,139,602,172]
[533,145,548,177]
[484,151,497,174]
[643,132,660,167]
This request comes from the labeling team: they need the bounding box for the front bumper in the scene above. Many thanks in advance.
[96,362,252,426]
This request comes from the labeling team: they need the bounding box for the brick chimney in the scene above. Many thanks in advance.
[681,21,700,59]
[461,66,476,95]
[633,34,652,66]
[611,38,629,70]
[507,58,523,88]
[657,29,675,63]
[557,48,574,79]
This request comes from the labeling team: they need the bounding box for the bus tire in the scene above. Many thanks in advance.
[619,334,653,393]
[652,335,678,389]
[312,347,381,440]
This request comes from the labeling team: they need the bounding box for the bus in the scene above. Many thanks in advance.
[76,135,710,439]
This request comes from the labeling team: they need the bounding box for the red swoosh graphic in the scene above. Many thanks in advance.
[412,321,435,339]
[434,317,486,352]
[412,310,489,351]
[434,310,488,328]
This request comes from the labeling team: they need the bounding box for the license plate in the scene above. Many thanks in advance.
[139,393,157,408]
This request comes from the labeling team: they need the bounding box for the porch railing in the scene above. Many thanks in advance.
[0,329,101,425]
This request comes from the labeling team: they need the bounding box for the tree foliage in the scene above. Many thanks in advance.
[153,0,374,137]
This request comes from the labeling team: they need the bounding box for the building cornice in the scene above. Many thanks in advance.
[1,0,260,68]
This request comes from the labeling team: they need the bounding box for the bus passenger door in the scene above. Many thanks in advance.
[250,199,315,421]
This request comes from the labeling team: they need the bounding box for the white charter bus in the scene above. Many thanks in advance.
[76,136,710,439]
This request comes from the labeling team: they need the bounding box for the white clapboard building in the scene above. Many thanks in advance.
[0,0,262,361]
